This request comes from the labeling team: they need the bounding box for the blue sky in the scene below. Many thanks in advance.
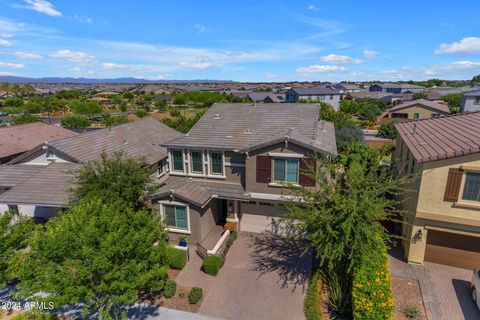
[1,0,480,82]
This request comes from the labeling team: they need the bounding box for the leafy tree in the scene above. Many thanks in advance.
[442,93,462,113]
[319,103,361,153]
[55,90,82,100]
[103,115,129,127]
[70,100,102,115]
[122,92,134,101]
[472,74,480,83]
[155,101,167,111]
[412,92,427,100]
[24,101,43,113]
[0,211,34,286]
[3,97,24,108]
[0,82,10,97]
[72,152,151,208]
[11,113,39,125]
[135,108,148,118]
[172,95,187,105]
[11,197,169,319]
[161,108,206,133]
[377,120,398,139]
[60,114,92,129]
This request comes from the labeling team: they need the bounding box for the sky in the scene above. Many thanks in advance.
[1,0,480,82]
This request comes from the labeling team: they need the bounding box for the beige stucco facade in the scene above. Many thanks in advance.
[384,104,449,121]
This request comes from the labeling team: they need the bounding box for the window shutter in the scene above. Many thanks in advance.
[299,158,316,187]
[256,156,271,183]
[443,168,464,202]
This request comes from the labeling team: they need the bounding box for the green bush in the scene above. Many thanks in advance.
[11,114,39,125]
[304,271,323,320]
[219,253,226,268]
[167,247,187,270]
[352,240,393,320]
[136,108,148,117]
[188,287,203,304]
[202,255,221,276]
[377,120,398,140]
[11,310,55,320]
[226,231,237,247]
[163,280,176,298]
[60,114,92,129]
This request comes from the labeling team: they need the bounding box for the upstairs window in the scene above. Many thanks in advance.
[475,97,480,105]
[190,151,203,174]
[462,171,480,202]
[172,150,184,172]
[210,152,223,175]
[413,113,420,120]
[273,158,299,183]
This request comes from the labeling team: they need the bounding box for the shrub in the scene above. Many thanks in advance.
[188,287,203,304]
[11,113,39,125]
[163,280,176,298]
[377,120,398,140]
[226,230,237,247]
[60,114,92,129]
[304,271,323,320]
[219,253,226,268]
[136,108,148,117]
[403,304,421,319]
[167,247,187,270]
[11,310,55,320]
[352,240,393,320]
[202,255,221,276]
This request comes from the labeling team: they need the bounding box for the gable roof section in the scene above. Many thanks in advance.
[395,112,480,163]
[387,99,450,114]
[0,162,80,206]
[49,118,182,165]
[0,122,78,161]
[0,165,44,188]
[164,103,336,154]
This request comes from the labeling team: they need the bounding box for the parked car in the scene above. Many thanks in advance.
[472,268,480,310]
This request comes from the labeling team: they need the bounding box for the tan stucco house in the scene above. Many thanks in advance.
[394,112,480,270]
[150,103,337,250]
[378,99,450,123]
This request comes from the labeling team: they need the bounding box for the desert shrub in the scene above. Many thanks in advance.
[11,310,55,320]
[304,271,323,320]
[135,108,148,117]
[403,304,421,319]
[10,113,39,125]
[167,247,187,270]
[163,280,176,298]
[188,287,203,304]
[202,255,221,276]
[352,240,393,320]
[60,114,92,129]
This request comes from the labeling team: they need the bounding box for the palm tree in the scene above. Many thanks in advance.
[0,82,10,98]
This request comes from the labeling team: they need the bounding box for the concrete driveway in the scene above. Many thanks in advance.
[176,232,312,320]
[389,245,480,320]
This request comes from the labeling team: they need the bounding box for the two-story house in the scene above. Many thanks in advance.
[394,112,480,270]
[377,99,450,123]
[285,87,341,110]
[460,89,480,112]
[150,103,337,246]
[369,83,425,94]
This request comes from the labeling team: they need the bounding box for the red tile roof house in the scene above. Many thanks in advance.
[0,122,79,164]
[150,103,337,254]
[0,118,182,221]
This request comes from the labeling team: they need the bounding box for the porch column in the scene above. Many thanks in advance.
[233,200,239,220]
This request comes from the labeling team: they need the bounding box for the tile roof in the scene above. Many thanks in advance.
[374,83,425,89]
[289,86,340,95]
[395,112,480,163]
[0,122,78,160]
[464,89,480,97]
[164,103,337,154]
[49,118,182,165]
[347,92,392,100]
[387,99,450,114]
[0,162,80,206]
[151,177,249,207]
[0,165,44,188]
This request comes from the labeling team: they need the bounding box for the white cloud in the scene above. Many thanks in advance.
[0,61,25,68]
[14,0,62,17]
[71,67,96,75]
[50,50,95,62]
[0,71,17,76]
[14,51,43,59]
[179,60,215,69]
[101,62,127,70]
[320,54,363,64]
[194,24,208,33]
[0,39,11,46]
[435,37,480,54]
[143,74,174,80]
[363,50,379,59]
[73,15,93,24]
[296,65,345,73]
[0,33,13,38]
[307,4,319,11]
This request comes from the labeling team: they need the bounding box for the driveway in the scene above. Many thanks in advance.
[176,232,312,320]
[389,245,480,320]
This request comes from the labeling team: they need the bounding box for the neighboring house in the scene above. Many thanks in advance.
[377,99,450,123]
[327,83,362,94]
[380,92,415,105]
[150,103,337,246]
[369,83,425,94]
[345,91,392,101]
[394,112,480,270]
[244,92,285,103]
[460,90,480,112]
[0,122,78,164]
[285,87,341,110]
[0,118,183,220]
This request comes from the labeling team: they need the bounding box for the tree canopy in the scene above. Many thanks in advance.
[442,93,462,113]
[70,99,102,115]
[60,114,92,129]
[161,108,206,133]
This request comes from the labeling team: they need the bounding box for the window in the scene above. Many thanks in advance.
[431,113,441,118]
[172,150,183,172]
[330,95,333,100]
[190,151,203,173]
[210,152,223,175]
[462,171,480,201]
[413,113,420,120]
[273,158,299,183]
[475,97,480,105]
[164,204,188,229]
[319,95,325,100]
[157,159,166,176]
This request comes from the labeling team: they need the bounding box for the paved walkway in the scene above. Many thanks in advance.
[389,245,480,320]
[176,232,312,320]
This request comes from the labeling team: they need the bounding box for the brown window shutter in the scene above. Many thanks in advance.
[443,168,464,202]
[299,158,316,187]
[256,156,271,183]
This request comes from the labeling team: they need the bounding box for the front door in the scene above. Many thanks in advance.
[220,199,228,222]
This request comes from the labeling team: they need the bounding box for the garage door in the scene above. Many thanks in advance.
[424,229,480,270]
[240,203,287,234]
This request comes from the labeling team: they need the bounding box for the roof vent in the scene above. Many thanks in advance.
[213,114,221,119]
[244,129,252,134]
[123,139,128,144]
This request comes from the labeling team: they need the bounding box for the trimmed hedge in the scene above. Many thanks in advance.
[226,231,238,247]
[167,247,187,270]
[163,280,177,298]
[188,287,203,304]
[202,255,221,276]
[352,241,393,320]
[304,271,323,320]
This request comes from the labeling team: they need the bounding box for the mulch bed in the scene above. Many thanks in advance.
[392,276,427,320]
[141,285,204,314]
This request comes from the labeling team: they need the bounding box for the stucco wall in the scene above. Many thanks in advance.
[387,105,448,120]
[461,97,480,112]
[15,149,72,165]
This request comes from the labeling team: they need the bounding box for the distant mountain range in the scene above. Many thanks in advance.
[0,76,236,84]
